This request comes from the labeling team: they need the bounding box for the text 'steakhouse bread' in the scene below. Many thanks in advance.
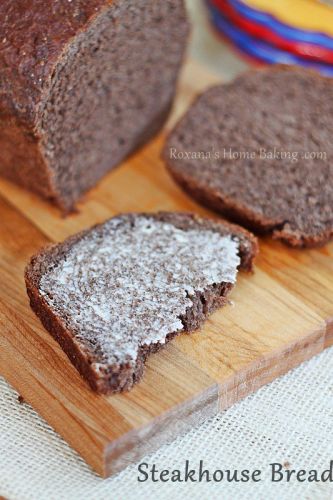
[25,212,258,394]
[164,66,333,248]
[0,1,189,211]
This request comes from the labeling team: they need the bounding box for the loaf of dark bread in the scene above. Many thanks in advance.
[164,66,333,248]
[25,212,258,394]
[0,1,189,211]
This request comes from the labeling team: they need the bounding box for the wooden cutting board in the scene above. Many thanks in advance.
[0,60,332,478]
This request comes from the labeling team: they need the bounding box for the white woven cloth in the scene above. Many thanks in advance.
[1,346,332,500]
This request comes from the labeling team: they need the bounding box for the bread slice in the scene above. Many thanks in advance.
[0,0,189,211]
[25,212,258,394]
[164,66,333,248]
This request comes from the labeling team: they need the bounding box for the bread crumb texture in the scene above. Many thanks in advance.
[39,215,240,367]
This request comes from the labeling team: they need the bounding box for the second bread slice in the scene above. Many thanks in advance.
[164,66,333,247]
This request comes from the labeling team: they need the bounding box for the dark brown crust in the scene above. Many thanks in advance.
[163,65,333,249]
[25,212,258,394]
[0,0,112,124]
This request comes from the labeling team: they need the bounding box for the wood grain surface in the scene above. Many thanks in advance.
[0,60,331,478]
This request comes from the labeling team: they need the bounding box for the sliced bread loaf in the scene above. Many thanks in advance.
[0,0,189,211]
[164,66,333,247]
[25,212,257,394]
